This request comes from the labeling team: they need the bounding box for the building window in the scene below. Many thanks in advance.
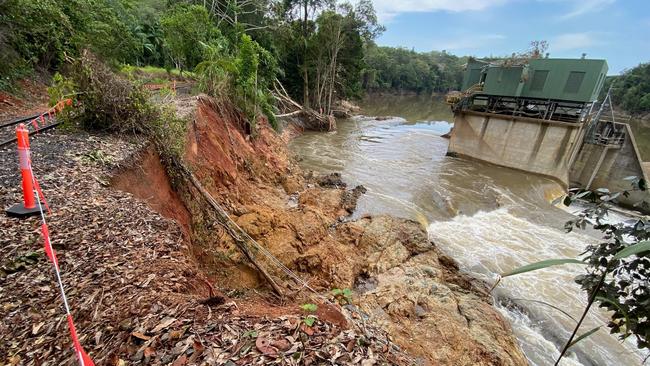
[530,70,549,91]
[564,71,586,94]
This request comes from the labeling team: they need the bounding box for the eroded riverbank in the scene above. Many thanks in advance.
[0,95,528,365]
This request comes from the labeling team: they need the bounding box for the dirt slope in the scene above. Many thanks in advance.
[0,107,408,365]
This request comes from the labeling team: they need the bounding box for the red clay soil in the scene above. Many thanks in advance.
[184,97,292,198]
[111,146,191,232]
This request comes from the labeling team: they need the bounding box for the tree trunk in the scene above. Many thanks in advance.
[302,0,310,108]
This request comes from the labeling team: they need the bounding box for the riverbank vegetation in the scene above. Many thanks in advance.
[605,62,650,116]
[0,0,469,118]
[499,181,650,361]
[0,0,382,115]
[362,45,465,94]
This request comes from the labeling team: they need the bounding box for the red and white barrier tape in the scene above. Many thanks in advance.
[30,98,73,132]
[28,155,94,366]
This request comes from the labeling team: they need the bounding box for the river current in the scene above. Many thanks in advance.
[288,94,646,365]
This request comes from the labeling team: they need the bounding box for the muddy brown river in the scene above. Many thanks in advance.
[289,94,647,366]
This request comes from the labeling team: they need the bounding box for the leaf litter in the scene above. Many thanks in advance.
[0,130,412,365]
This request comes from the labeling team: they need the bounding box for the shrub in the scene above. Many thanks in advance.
[63,51,159,133]
[195,34,278,131]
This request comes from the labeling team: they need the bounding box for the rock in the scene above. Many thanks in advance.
[441,127,454,139]
[340,185,367,213]
[332,100,361,118]
[315,172,346,188]
[354,217,527,366]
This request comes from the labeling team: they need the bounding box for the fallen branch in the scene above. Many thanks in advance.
[274,110,304,118]
[179,162,285,297]
[272,80,336,131]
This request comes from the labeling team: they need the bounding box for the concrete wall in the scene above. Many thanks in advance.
[569,124,650,208]
[448,111,582,186]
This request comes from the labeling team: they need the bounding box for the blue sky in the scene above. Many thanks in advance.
[372,0,650,74]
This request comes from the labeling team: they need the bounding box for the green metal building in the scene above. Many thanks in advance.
[457,57,608,122]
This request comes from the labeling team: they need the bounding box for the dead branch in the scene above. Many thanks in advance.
[179,163,285,297]
[272,79,335,131]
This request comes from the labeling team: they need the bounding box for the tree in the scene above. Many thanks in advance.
[161,4,216,73]
[361,44,465,94]
[609,62,650,115]
[281,0,334,107]
[0,0,142,90]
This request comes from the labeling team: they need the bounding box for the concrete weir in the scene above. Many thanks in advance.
[448,109,650,211]
[448,110,583,187]
[570,123,650,209]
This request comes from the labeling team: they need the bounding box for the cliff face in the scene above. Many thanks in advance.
[133,95,527,365]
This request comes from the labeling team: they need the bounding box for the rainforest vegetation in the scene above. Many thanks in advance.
[0,0,467,111]
[362,45,465,93]
[605,62,650,115]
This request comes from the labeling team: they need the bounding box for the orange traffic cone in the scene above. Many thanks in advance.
[6,124,42,218]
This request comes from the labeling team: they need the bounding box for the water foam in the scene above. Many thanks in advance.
[428,208,644,366]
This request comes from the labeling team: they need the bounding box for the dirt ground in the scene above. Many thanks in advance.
[0,100,410,365]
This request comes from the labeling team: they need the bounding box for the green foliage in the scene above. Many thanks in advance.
[47,73,76,106]
[567,326,601,350]
[501,177,650,355]
[609,62,650,114]
[195,33,278,130]
[275,1,382,108]
[53,52,188,162]
[332,288,353,304]
[161,4,216,72]
[300,303,318,312]
[362,45,465,94]
[303,315,317,327]
[60,51,159,133]
[195,40,233,97]
[0,0,162,90]
[501,259,585,277]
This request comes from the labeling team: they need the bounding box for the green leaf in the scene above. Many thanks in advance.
[596,188,610,194]
[567,326,601,350]
[623,176,638,181]
[303,315,316,327]
[300,303,318,312]
[502,259,585,277]
[595,296,630,337]
[613,241,650,260]
[510,298,578,323]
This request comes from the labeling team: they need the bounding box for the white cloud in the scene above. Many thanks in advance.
[557,0,615,20]
[372,0,507,22]
[551,32,599,51]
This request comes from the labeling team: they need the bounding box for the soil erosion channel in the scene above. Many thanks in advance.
[289,95,645,366]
